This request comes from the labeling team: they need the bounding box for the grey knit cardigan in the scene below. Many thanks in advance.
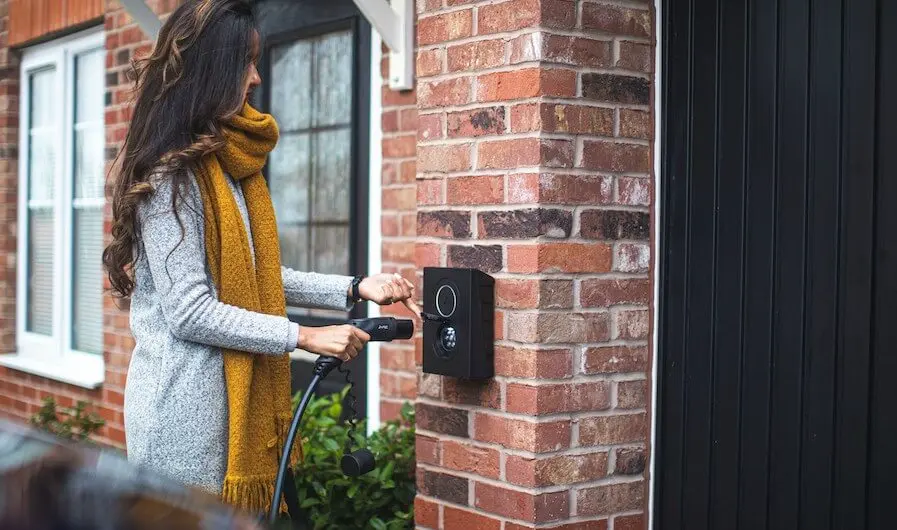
[123,172,354,495]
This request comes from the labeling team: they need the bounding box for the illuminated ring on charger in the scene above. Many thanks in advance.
[436,284,457,318]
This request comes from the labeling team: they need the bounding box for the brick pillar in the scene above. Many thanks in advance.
[412,0,655,528]
[0,0,17,357]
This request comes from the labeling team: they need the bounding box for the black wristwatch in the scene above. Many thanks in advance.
[350,275,365,303]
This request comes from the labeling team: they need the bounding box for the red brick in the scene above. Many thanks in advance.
[443,378,501,408]
[442,441,500,478]
[505,381,610,414]
[417,49,444,76]
[478,138,573,169]
[443,506,502,530]
[510,103,542,133]
[581,3,653,38]
[581,141,652,172]
[614,309,650,340]
[475,482,569,523]
[474,413,571,452]
[615,447,647,475]
[382,110,399,133]
[494,346,573,379]
[619,109,654,139]
[477,68,576,101]
[382,215,400,236]
[447,106,505,137]
[417,179,445,205]
[448,245,503,273]
[477,0,539,34]
[618,40,654,73]
[614,514,646,530]
[418,10,474,45]
[526,103,615,135]
[416,434,441,465]
[506,522,609,530]
[507,173,540,203]
[577,481,646,516]
[418,469,469,505]
[448,40,506,72]
[507,312,610,344]
[617,380,648,409]
[382,187,416,210]
[415,497,440,528]
[417,403,469,438]
[447,175,504,205]
[419,77,472,108]
[617,176,652,206]
[510,33,612,68]
[381,348,415,371]
[616,243,651,273]
[400,160,417,183]
[383,135,416,158]
[380,372,416,399]
[583,346,649,374]
[418,113,443,141]
[581,278,651,307]
[383,241,415,262]
[579,413,648,446]
[418,144,472,172]
[506,451,608,487]
[507,243,612,273]
[540,174,614,204]
[478,208,572,239]
[415,243,442,267]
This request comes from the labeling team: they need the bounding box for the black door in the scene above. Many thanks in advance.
[656,0,896,528]
[252,0,371,415]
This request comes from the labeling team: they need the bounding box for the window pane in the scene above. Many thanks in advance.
[271,40,312,131]
[269,132,310,271]
[72,207,103,353]
[72,48,105,354]
[312,225,349,275]
[26,68,56,336]
[313,31,352,127]
[312,128,351,223]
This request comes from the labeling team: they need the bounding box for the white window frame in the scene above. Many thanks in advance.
[0,28,105,389]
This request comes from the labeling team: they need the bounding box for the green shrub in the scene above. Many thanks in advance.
[290,386,415,530]
[30,396,105,442]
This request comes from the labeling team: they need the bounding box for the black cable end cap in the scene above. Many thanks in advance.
[341,449,376,477]
[395,319,414,340]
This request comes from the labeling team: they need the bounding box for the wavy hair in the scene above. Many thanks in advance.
[103,0,259,297]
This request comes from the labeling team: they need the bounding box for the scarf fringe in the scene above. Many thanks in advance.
[221,474,287,516]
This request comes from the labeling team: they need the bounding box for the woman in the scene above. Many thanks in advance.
[102,0,418,514]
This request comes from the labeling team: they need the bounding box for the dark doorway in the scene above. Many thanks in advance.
[656,0,896,528]
[252,0,371,416]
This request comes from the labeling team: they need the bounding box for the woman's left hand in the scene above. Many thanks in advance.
[358,273,421,316]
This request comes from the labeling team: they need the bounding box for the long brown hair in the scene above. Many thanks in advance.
[103,0,259,297]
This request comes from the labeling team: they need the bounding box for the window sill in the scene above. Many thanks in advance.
[0,353,104,389]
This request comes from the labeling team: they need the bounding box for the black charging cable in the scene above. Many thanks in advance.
[268,317,414,525]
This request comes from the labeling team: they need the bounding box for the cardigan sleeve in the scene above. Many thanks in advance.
[281,266,355,311]
[137,176,298,355]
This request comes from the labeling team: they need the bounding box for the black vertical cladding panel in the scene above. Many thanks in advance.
[737,0,777,526]
[799,0,841,526]
[766,0,809,526]
[707,0,747,528]
[832,0,876,527]
[679,0,718,526]
[657,0,692,526]
[658,0,892,528]
[867,2,897,528]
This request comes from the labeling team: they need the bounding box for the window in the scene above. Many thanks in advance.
[264,26,366,323]
[0,29,105,388]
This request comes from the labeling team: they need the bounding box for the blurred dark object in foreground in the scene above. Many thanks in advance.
[0,419,265,530]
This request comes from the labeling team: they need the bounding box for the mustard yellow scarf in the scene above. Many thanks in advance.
[193,103,299,514]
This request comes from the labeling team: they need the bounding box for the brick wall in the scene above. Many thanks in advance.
[410,0,655,528]
[378,42,420,421]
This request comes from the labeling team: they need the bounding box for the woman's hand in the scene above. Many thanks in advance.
[356,273,421,315]
[297,325,371,362]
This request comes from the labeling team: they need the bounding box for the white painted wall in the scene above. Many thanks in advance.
[366,29,383,435]
[648,0,662,527]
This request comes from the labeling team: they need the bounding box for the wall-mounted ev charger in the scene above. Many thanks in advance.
[421,267,495,380]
